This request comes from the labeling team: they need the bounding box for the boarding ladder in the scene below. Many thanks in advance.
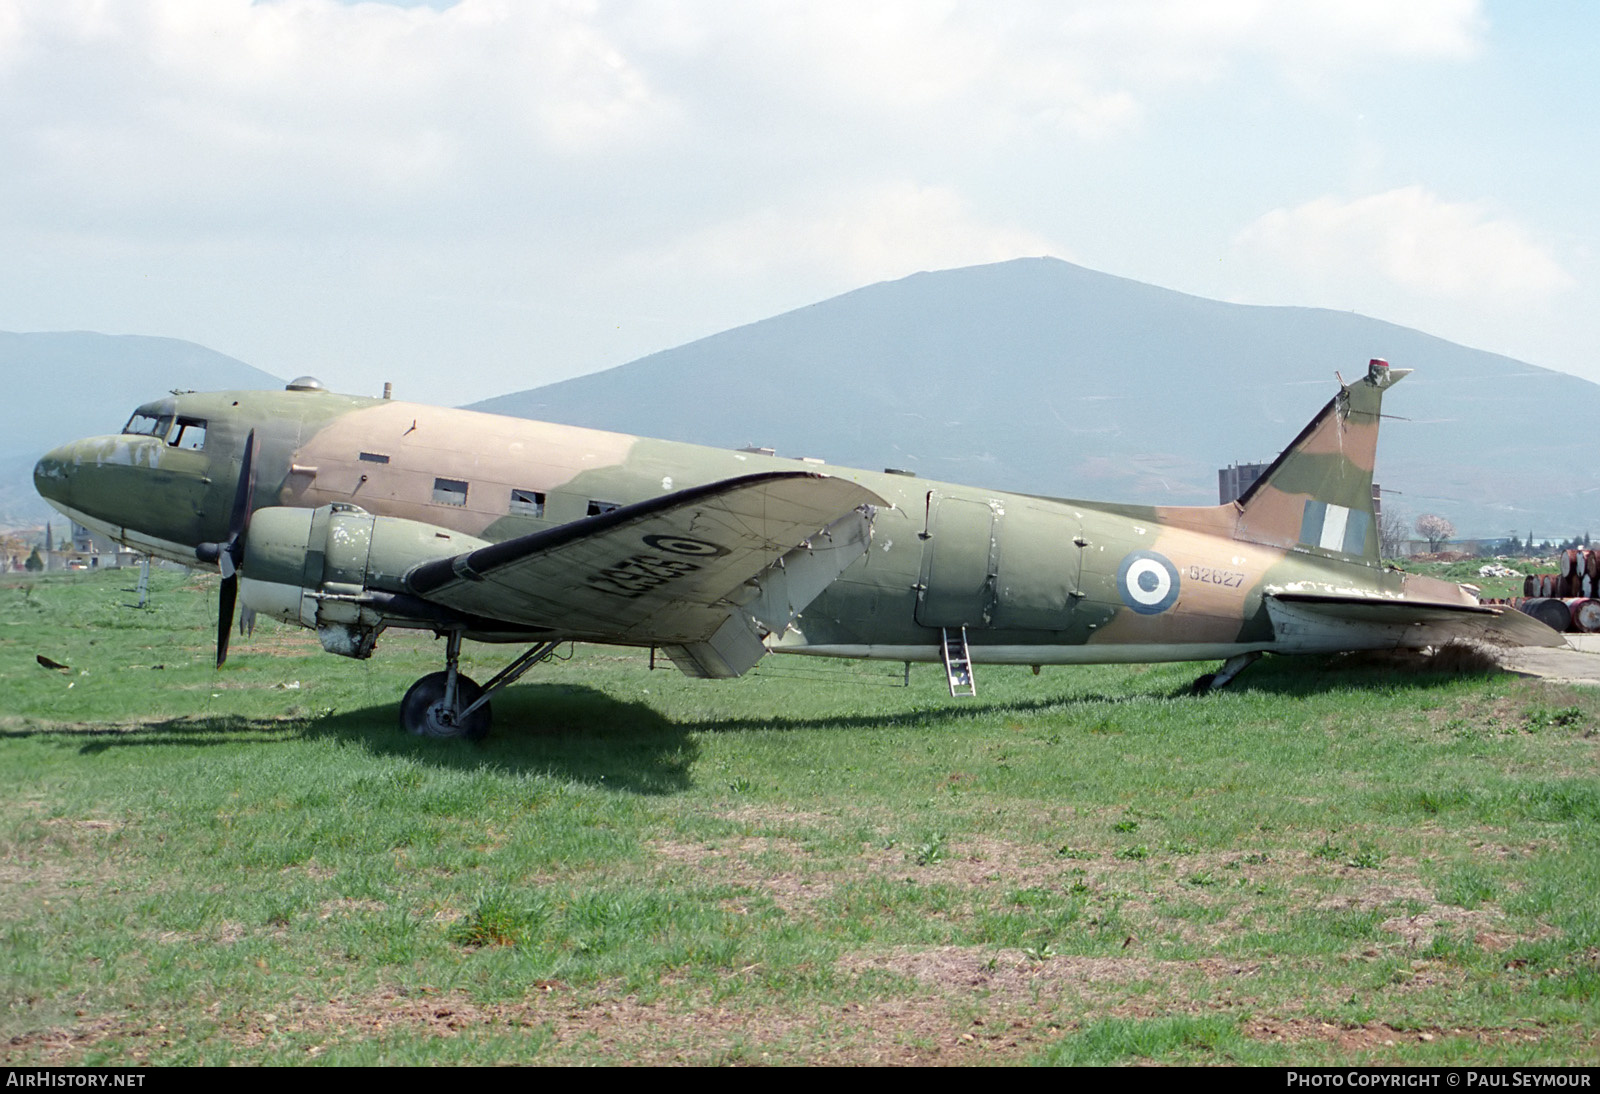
[941,626,976,697]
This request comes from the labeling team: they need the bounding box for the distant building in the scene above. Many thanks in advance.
[69,520,140,568]
[1218,462,1269,505]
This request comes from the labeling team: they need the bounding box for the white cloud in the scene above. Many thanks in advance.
[0,0,1491,223]
[1234,186,1573,302]
[0,0,675,230]
[631,1,1485,143]
[0,0,1517,402]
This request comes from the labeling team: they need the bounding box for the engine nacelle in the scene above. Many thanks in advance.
[240,504,489,658]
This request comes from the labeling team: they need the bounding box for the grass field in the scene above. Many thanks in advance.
[2,567,1597,1065]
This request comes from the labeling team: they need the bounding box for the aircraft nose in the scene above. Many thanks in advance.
[33,442,80,508]
[33,437,111,511]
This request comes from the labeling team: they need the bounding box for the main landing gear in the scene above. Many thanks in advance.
[399,630,564,741]
[1190,651,1261,696]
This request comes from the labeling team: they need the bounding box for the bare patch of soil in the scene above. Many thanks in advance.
[1321,877,1521,950]
[650,836,831,913]
[1246,1017,1549,1052]
[841,944,1260,1001]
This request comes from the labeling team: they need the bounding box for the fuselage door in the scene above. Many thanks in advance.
[915,492,1000,628]
[990,500,1083,631]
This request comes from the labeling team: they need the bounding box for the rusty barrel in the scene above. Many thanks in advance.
[1564,598,1600,633]
[1519,598,1573,632]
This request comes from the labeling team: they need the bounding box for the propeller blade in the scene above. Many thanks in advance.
[212,429,258,668]
[217,574,237,667]
[227,430,258,547]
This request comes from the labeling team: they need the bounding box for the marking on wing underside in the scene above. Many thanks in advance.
[642,534,728,558]
[587,554,703,598]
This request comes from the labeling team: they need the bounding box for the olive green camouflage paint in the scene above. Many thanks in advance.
[34,358,1561,676]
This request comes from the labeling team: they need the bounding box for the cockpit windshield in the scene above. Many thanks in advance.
[123,410,173,438]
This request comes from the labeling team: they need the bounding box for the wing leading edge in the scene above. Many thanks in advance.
[407,471,889,677]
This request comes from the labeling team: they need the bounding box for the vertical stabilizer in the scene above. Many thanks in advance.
[1234,359,1408,562]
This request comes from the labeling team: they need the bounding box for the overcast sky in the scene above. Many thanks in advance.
[2,0,1593,407]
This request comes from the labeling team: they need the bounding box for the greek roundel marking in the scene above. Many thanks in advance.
[1117,550,1180,615]
[641,533,728,558]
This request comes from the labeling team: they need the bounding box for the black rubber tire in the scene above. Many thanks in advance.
[399,671,492,741]
[1189,673,1217,696]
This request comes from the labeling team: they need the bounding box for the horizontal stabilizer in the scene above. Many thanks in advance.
[1268,592,1567,651]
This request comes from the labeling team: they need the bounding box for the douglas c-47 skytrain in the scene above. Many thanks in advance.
[34,358,1562,740]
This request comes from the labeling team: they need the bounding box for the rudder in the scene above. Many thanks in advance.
[1233,359,1408,562]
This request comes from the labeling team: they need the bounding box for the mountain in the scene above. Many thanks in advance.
[1,332,283,529]
[470,258,1596,541]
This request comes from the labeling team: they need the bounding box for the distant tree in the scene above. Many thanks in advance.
[24,547,42,572]
[1378,507,1409,557]
[1415,513,1456,553]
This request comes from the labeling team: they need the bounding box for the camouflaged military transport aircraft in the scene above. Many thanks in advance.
[34,357,1561,740]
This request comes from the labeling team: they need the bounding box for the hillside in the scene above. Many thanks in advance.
[2,332,283,528]
[471,258,1597,540]
[11,263,1596,541]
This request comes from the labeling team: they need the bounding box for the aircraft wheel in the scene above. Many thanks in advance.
[399,671,492,741]
[1189,673,1217,696]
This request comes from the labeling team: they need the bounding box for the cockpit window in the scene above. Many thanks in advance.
[123,412,172,438]
[166,417,207,451]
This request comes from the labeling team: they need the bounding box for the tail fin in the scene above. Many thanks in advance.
[1234,359,1408,562]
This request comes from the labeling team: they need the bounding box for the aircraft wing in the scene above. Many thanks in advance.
[406,471,888,677]
[1267,592,1567,650]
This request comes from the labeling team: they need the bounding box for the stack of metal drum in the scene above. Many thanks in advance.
[1506,549,1600,632]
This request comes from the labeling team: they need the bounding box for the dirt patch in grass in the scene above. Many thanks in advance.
[0,861,115,912]
[1321,877,1516,950]
[4,1018,169,1066]
[650,836,830,913]
[0,817,131,914]
[716,805,841,829]
[8,986,1028,1065]
[840,944,1261,1001]
[902,835,1085,889]
[149,921,248,946]
[1246,1017,1550,1051]
[317,898,388,920]
[649,831,1098,914]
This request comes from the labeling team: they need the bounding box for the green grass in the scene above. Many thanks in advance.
[2,567,1598,1064]
[1392,555,1553,599]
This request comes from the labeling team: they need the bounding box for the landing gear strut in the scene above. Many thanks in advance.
[398,630,563,741]
[1190,651,1261,695]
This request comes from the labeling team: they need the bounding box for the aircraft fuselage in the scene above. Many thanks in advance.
[35,378,1488,671]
